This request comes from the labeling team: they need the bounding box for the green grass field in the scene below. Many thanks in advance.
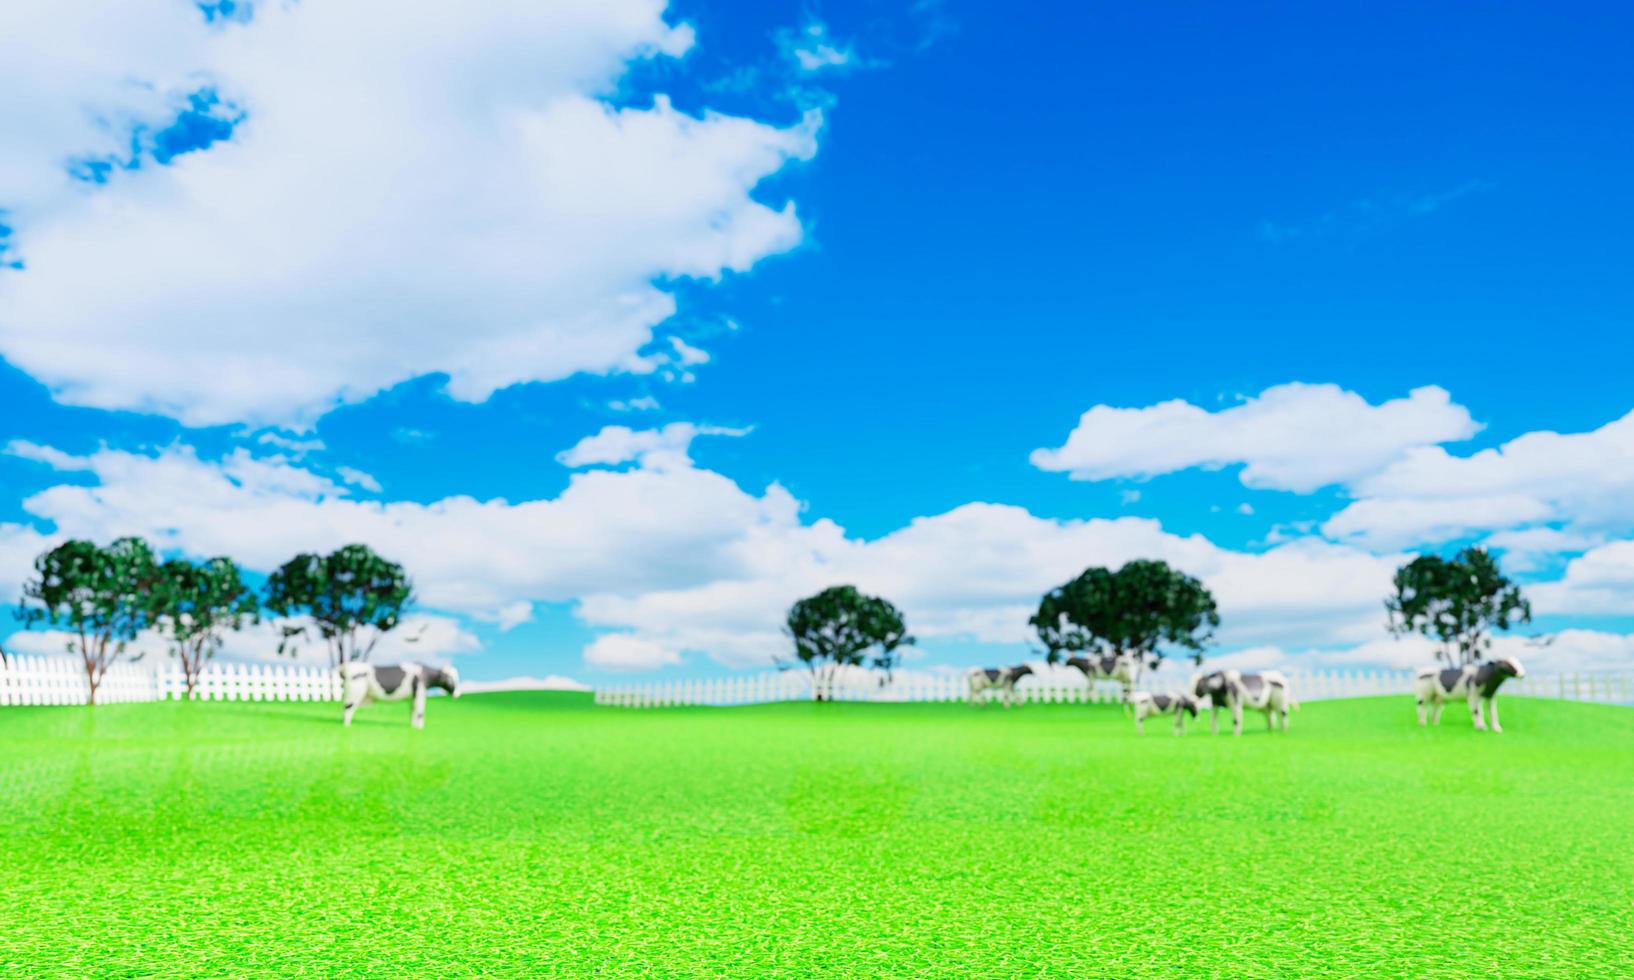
[2,694,1631,978]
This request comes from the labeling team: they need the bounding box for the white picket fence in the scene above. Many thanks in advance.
[594,667,1634,709]
[0,655,342,706]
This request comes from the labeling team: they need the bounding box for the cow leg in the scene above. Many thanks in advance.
[343,699,358,726]
[1469,690,1486,731]
[1487,697,1502,733]
[1232,701,1243,737]
[1416,698,1427,727]
[1173,712,1185,736]
[1209,705,1219,735]
[1431,701,1444,726]
[1266,709,1275,732]
[411,680,427,729]
[1135,714,1145,735]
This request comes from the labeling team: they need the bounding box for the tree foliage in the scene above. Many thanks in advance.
[784,585,914,697]
[19,537,161,704]
[1029,559,1219,666]
[153,556,260,698]
[1386,547,1530,666]
[264,544,413,667]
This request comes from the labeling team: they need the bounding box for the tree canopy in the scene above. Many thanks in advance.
[784,585,914,696]
[19,536,161,704]
[1386,547,1530,666]
[1029,559,1219,666]
[264,544,413,667]
[153,556,260,697]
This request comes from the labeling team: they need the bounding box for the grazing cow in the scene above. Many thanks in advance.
[1065,652,1144,710]
[1191,669,1295,736]
[968,665,1034,708]
[340,662,461,729]
[1414,657,1525,733]
[1129,691,1200,735]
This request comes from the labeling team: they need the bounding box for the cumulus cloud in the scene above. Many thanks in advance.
[1324,409,1634,549]
[0,0,820,426]
[584,633,683,671]
[5,437,1414,673]
[1031,383,1478,493]
[1530,540,1634,616]
[556,422,748,468]
[0,521,55,609]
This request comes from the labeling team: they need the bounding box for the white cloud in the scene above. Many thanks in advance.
[556,422,747,468]
[668,336,711,367]
[0,522,55,604]
[6,440,92,472]
[585,633,682,671]
[478,601,536,632]
[1530,540,1634,616]
[462,674,591,694]
[1031,383,1478,493]
[1324,410,1634,549]
[0,1,820,427]
[777,20,857,73]
[608,395,661,412]
[336,467,383,494]
[1321,494,1554,551]
[257,432,326,456]
[6,437,1414,673]
[0,0,210,217]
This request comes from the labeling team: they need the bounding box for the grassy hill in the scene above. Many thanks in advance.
[2,693,1631,977]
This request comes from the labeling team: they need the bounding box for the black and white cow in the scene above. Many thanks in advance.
[968,665,1034,708]
[340,662,460,729]
[1190,669,1295,736]
[1065,652,1144,710]
[1414,657,1525,733]
[1129,691,1200,735]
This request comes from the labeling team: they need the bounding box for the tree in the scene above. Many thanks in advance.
[1028,559,1219,667]
[153,556,260,699]
[783,585,914,699]
[264,544,413,668]
[1386,547,1530,666]
[19,537,161,705]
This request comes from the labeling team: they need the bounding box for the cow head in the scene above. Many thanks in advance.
[430,665,461,698]
[1010,664,1035,681]
[1495,657,1525,680]
[1179,694,1200,718]
[1064,656,1092,677]
[1191,671,1228,703]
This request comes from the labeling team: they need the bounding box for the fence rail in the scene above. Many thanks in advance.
[594,668,1634,709]
[0,656,342,706]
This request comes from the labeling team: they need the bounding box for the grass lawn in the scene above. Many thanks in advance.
[2,693,1632,978]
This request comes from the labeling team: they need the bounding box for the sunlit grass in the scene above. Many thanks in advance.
[2,693,1631,977]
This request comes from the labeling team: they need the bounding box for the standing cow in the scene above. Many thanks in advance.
[340,662,461,729]
[1065,652,1145,711]
[1129,691,1201,735]
[968,665,1034,708]
[1191,669,1295,736]
[1414,657,1525,733]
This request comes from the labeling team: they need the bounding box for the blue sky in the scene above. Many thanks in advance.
[3,1,1634,682]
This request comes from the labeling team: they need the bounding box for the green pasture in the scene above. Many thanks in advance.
[2,694,1631,978]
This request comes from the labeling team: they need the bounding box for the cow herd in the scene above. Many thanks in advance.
[968,654,1530,736]
[336,653,1530,733]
